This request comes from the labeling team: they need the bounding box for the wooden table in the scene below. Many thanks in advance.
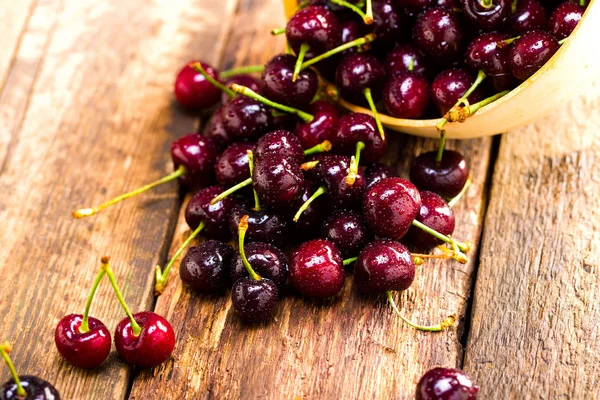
[1,0,599,398]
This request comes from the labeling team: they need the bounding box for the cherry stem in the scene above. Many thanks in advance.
[363,88,385,140]
[448,177,472,207]
[271,27,286,35]
[190,62,235,99]
[511,0,518,13]
[497,36,520,48]
[303,140,332,156]
[220,65,265,79]
[346,141,365,186]
[155,222,205,295]
[210,178,252,206]
[386,291,456,332]
[293,43,310,82]
[300,34,377,70]
[408,57,415,72]
[365,0,374,24]
[229,83,314,123]
[466,90,510,115]
[558,37,568,45]
[480,0,493,8]
[300,160,319,171]
[247,150,261,211]
[80,268,107,333]
[238,215,261,281]
[343,257,357,266]
[102,257,142,336]
[73,165,186,219]
[411,252,454,261]
[293,186,326,222]
[411,219,470,254]
[329,0,370,23]
[435,130,447,164]
[0,343,26,397]
[437,70,488,131]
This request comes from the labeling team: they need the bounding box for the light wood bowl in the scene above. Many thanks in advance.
[285,0,600,139]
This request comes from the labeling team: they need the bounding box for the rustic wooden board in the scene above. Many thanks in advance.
[129,0,494,398]
[0,0,239,398]
[463,81,600,397]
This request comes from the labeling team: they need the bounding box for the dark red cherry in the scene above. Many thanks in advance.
[371,0,407,49]
[290,239,345,298]
[354,240,415,293]
[261,54,319,108]
[221,96,273,140]
[228,203,289,245]
[314,19,363,82]
[254,130,304,165]
[252,153,305,209]
[460,0,510,30]
[383,72,431,118]
[231,278,279,323]
[312,154,367,209]
[179,241,234,293]
[291,179,330,235]
[286,6,342,59]
[203,106,235,152]
[333,113,387,163]
[114,311,175,368]
[385,44,428,77]
[549,2,584,39]
[185,185,237,240]
[322,210,371,257]
[230,242,289,289]
[294,101,340,149]
[336,53,386,104]
[509,0,547,34]
[395,0,433,10]
[509,30,560,80]
[54,314,111,369]
[464,32,517,91]
[431,68,485,115]
[416,367,479,400]
[363,177,421,239]
[365,162,397,188]
[174,61,221,111]
[221,74,261,105]
[1,376,60,400]
[215,142,253,186]
[170,134,218,189]
[412,8,463,61]
[405,191,455,247]
[410,150,469,198]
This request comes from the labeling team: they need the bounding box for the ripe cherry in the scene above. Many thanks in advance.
[416,367,479,399]
[465,32,517,92]
[549,2,584,39]
[174,61,221,111]
[179,241,235,293]
[294,101,340,149]
[203,107,235,152]
[395,0,433,11]
[261,54,319,108]
[221,96,274,140]
[285,6,342,60]
[459,0,510,30]
[354,240,415,293]
[291,180,330,235]
[254,130,304,165]
[410,150,470,198]
[412,8,463,62]
[365,162,397,188]
[509,30,560,80]
[383,72,430,118]
[322,210,371,257]
[215,142,254,186]
[405,191,456,248]
[228,203,289,245]
[431,69,485,116]
[333,113,387,167]
[252,153,305,209]
[221,74,261,105]
[385,44,427,77]
[290,239,345,298]
[370,0,406,49]
[509,0,547,34]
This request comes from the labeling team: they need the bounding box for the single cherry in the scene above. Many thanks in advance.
[383,72,431,118]
[285,6,342,60]
[509,0,547,34]
[336,53,386,106]
[509,30,560,80]
[230,240,289,290]
[221,74,261,105]
[431,69,485,115]
[459,0,510,30]
[314,19,363,82]
[465,32,517,92]
[370,0,406,48]
[179,240,235,293]
[215,142,254,186]
[291,179,330,235]
[412,8,463,62]
[322,210,371,257]
[261,54,319,108]
[405,191,456,247]
[549,2,584,39]
[354,240,415,293]
[254,130,304,165]
[174,61,221,111]
[290,239,345,298]
[410,150,470,198]
[365,162,397,188]
[252,153,305,209]
[309,154,367,209]
[228,203,289,245]
[294,101,340,149]
[221,96,273,140]
[385,44,427,77]
[416,367,479,399]
[203,107,235,152]
[333,113,387,164]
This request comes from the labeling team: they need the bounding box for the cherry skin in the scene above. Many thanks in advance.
[230,242,289,290]
[294,101,340,149]
[416,367,479,400]
[261,54,319,108]
[509,0,547,34]
[1,376,60,400]
[509,30,560,80]
[185,185,237,241]
[333,113,387,163]
[549,2,584,39]
[215,142,253,186]
[228,203,289,246]
[291,179,330,235]
[231,278,279,323]
[221,74,261,105]
[54,314,111,369]
[385,44,427,78]
[114,311,175,368]
[221,96,273,140]
[412,8,463,62]
[254,130,304,165]
[395,0,433,11]
[311,154,367,209]
[410,150,470,198]
[203,106,235,152]
[252,153,305,209]
[365,162,397,188]
[285,6,342,59]
[363,177,421,239]
[371,0,406,49]
[336,53,386,104]
[354,240,415,294]
[322,210,371,258]
[465,32,517,92]
[171,134,218,189]
[174,61,221,111]
[179,241,235,293]
[315,19,362,82]
[431,69,485,116]
[405,191,456,247]
[459,0,510,30]
[383,72,430,118]
[290,239,345,298]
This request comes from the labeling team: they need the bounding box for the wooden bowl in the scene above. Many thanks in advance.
[285,0,600,139]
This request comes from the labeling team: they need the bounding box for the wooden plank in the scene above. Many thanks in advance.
[129,0,495,398]
[0,0,239,399]
[463,81,600,397]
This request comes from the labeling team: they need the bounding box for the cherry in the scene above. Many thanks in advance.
[1,343,60,400]
[410,150,469,198]
[459,0,510,30]
[290,239,345,298]
[294,101,340,149]
[309,154,367,209]
[333,113,387,173]
[221,74,261,105]
[385,44,427,78]
[322,210,371,257]
[354,240,415,293]
[395,0,433,11]
[252,153,305,209]
[261,54,319,108]
[221,96,273,140]
[365,162,397,188]
[313,19,366,81]
[412,8,463,62]
[335,52,386,106]
[431,69,485,115]
[54,267,111,369]
[465,32,517,92]
[215,142,254,186]
[285,6,342,60]
[230,243,289,290]
[179,240,235,293]
[228,203,289,245]
[416,367,479,399]
[509,30,560,80]
[254,130,304,165]
[291,180,330,234]
[370,0,406,48]
[549,2,584,39]
[509,0,547,34]
[340,19,363,53]
[405,191,455,247]
[383,72,430,118]
[174,61,221,111]
[203,107,235,152]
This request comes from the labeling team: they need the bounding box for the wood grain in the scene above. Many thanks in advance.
[129,0,494,398]
[0,0,238,398]
[463,81,600,398]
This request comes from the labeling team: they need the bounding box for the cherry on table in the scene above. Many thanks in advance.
[385,44,427,77]
[322,210,371,258]
[179,240,235,293]
[215,142,254,186]
[416,367,479,400]
[294,100,340,149]
[549,2,584,39]
[221,96,274,140]
[459,0,510,30]
[252,153,305,209]
[221,74,261,105]
[230,242,289,290]
[185,185,237,241]
[291,179,330,235]
[290,239,345,298]
[509,30,560,80]
[509,0,547,34]
[174,61,221,112]
[431,68,485,116]
[261,54,319,108]
[405,191,456,248]
[412,8,463,62]
[285,5,342,59]
[365,162,397,188]
[354,240,415,293]
[254,130,304,165]
[203,107,235,152]
[228,203,289,245]
[410,150,470,198]
[383,72,430,118]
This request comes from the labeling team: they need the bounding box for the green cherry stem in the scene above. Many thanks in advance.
[437,70,487,131]
[558,37,568,45]
[363,88,385,140]
[329,0,370,23]
[299,34,377,70]
[346,141,365,186]
[102,257,142,336]
[448,177,472,207]
[229,83,314,122]
[220,65,265,79]
[247,150,261,211]
[435,130,447,164]
[155,222,206,295]
[0,343,26,397]
[387,291,456,332]
[190,62,236,99]
[79,268,107,333]
[365,0,374,24]
[271,27,286,35]
[343,257,357,266]
[292,43,310,82]
[303,140,332,156]
[411,219,470,255]
[293,186,326,222]
[210,178,252,206]
[238,215,261,281]
[498,36,520,48]
[72,165,186,219]
[444,90,510,124]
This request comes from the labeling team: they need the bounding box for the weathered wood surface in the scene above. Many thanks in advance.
[463,80,600,398]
